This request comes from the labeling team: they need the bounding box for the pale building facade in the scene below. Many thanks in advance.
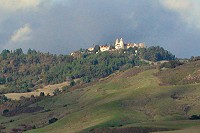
[115,38,124,49]
[127,42,145,49]
[88,47,94,51]
[138,43,145,48]
[86,38,145,53]
[100,46,110,52]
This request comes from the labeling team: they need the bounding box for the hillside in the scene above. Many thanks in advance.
[28,65,200,133]
[0,46,174,94]
[4,81,69,100]
[0,61,200,132]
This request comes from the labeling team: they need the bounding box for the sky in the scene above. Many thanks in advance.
[0,0,200,58]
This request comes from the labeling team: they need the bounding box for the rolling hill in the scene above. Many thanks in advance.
[0,60,200,132]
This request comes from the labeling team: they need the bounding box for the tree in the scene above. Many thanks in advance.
[62,86,69,92]
[1,49,10,60]
[139,46,175,62]
[3,109,9,115]
[93,45,100,53]
[0,77,6,84]
[14,48,23,56]
[39,92,45,97]
[70,80,75,87]
[159,60,183,69]
[189,115,200,120]
[20,96,26,101]
[81,76,91,83]
[53,89,61,96]
[49,117,58,124]
[0,95,9,104]
[27,48,37,55]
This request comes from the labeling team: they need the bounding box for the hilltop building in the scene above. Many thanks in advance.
[126,42,145,49]
[82,38,145,55]
[115,38,124,49]
[115,38,145,49]
[88,47,94,52]
[100,45,110,52]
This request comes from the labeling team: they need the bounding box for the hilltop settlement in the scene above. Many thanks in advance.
[71,38,145,56]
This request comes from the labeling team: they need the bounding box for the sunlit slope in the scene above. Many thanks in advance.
[26,67,200,133]
[157,60,200,85]
[5,81,69,100]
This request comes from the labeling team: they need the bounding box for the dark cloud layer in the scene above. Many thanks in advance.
[1,0,200,57]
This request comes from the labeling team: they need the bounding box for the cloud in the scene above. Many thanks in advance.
[10,24,32,43]
[0,0,43,11]
[2,24,32,51]
[160,0,200,29]
[160,0,191,11]
[0,0,200,57]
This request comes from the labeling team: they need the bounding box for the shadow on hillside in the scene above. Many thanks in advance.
[85,126,172,133]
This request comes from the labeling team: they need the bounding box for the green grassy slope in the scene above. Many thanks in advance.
[1,64,200,132]
[22,66,200,133]
[154,125,200,133]
[157,60,200,85]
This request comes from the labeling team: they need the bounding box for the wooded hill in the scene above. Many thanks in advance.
[0,46,175,93]
[1,47,200,133]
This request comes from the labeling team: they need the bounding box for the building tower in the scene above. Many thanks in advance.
[115,38,119,45]
[115,38,124,49]
[119,38,124,49]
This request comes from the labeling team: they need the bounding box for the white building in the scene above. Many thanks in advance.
[86,38,145,53]
[115,38,124,49]
[88,47,94,51]
[100,46,110,52]
[138,43,145,48]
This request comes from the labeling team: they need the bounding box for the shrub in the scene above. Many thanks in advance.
[39,92,45,97]
[0,95,10,104]
[70,80,75,87]
[189,115,200,120]
[159,60,183,69]
[62,86,69,92]
[53,88,61,96]
[49,117,58,124]
[81,76,90,83]
[20,96,26,100]
[3,109,9,114]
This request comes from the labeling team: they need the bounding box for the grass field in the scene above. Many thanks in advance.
[5,81,69,100]
[155,125,200,133]
[1,65,200,132]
